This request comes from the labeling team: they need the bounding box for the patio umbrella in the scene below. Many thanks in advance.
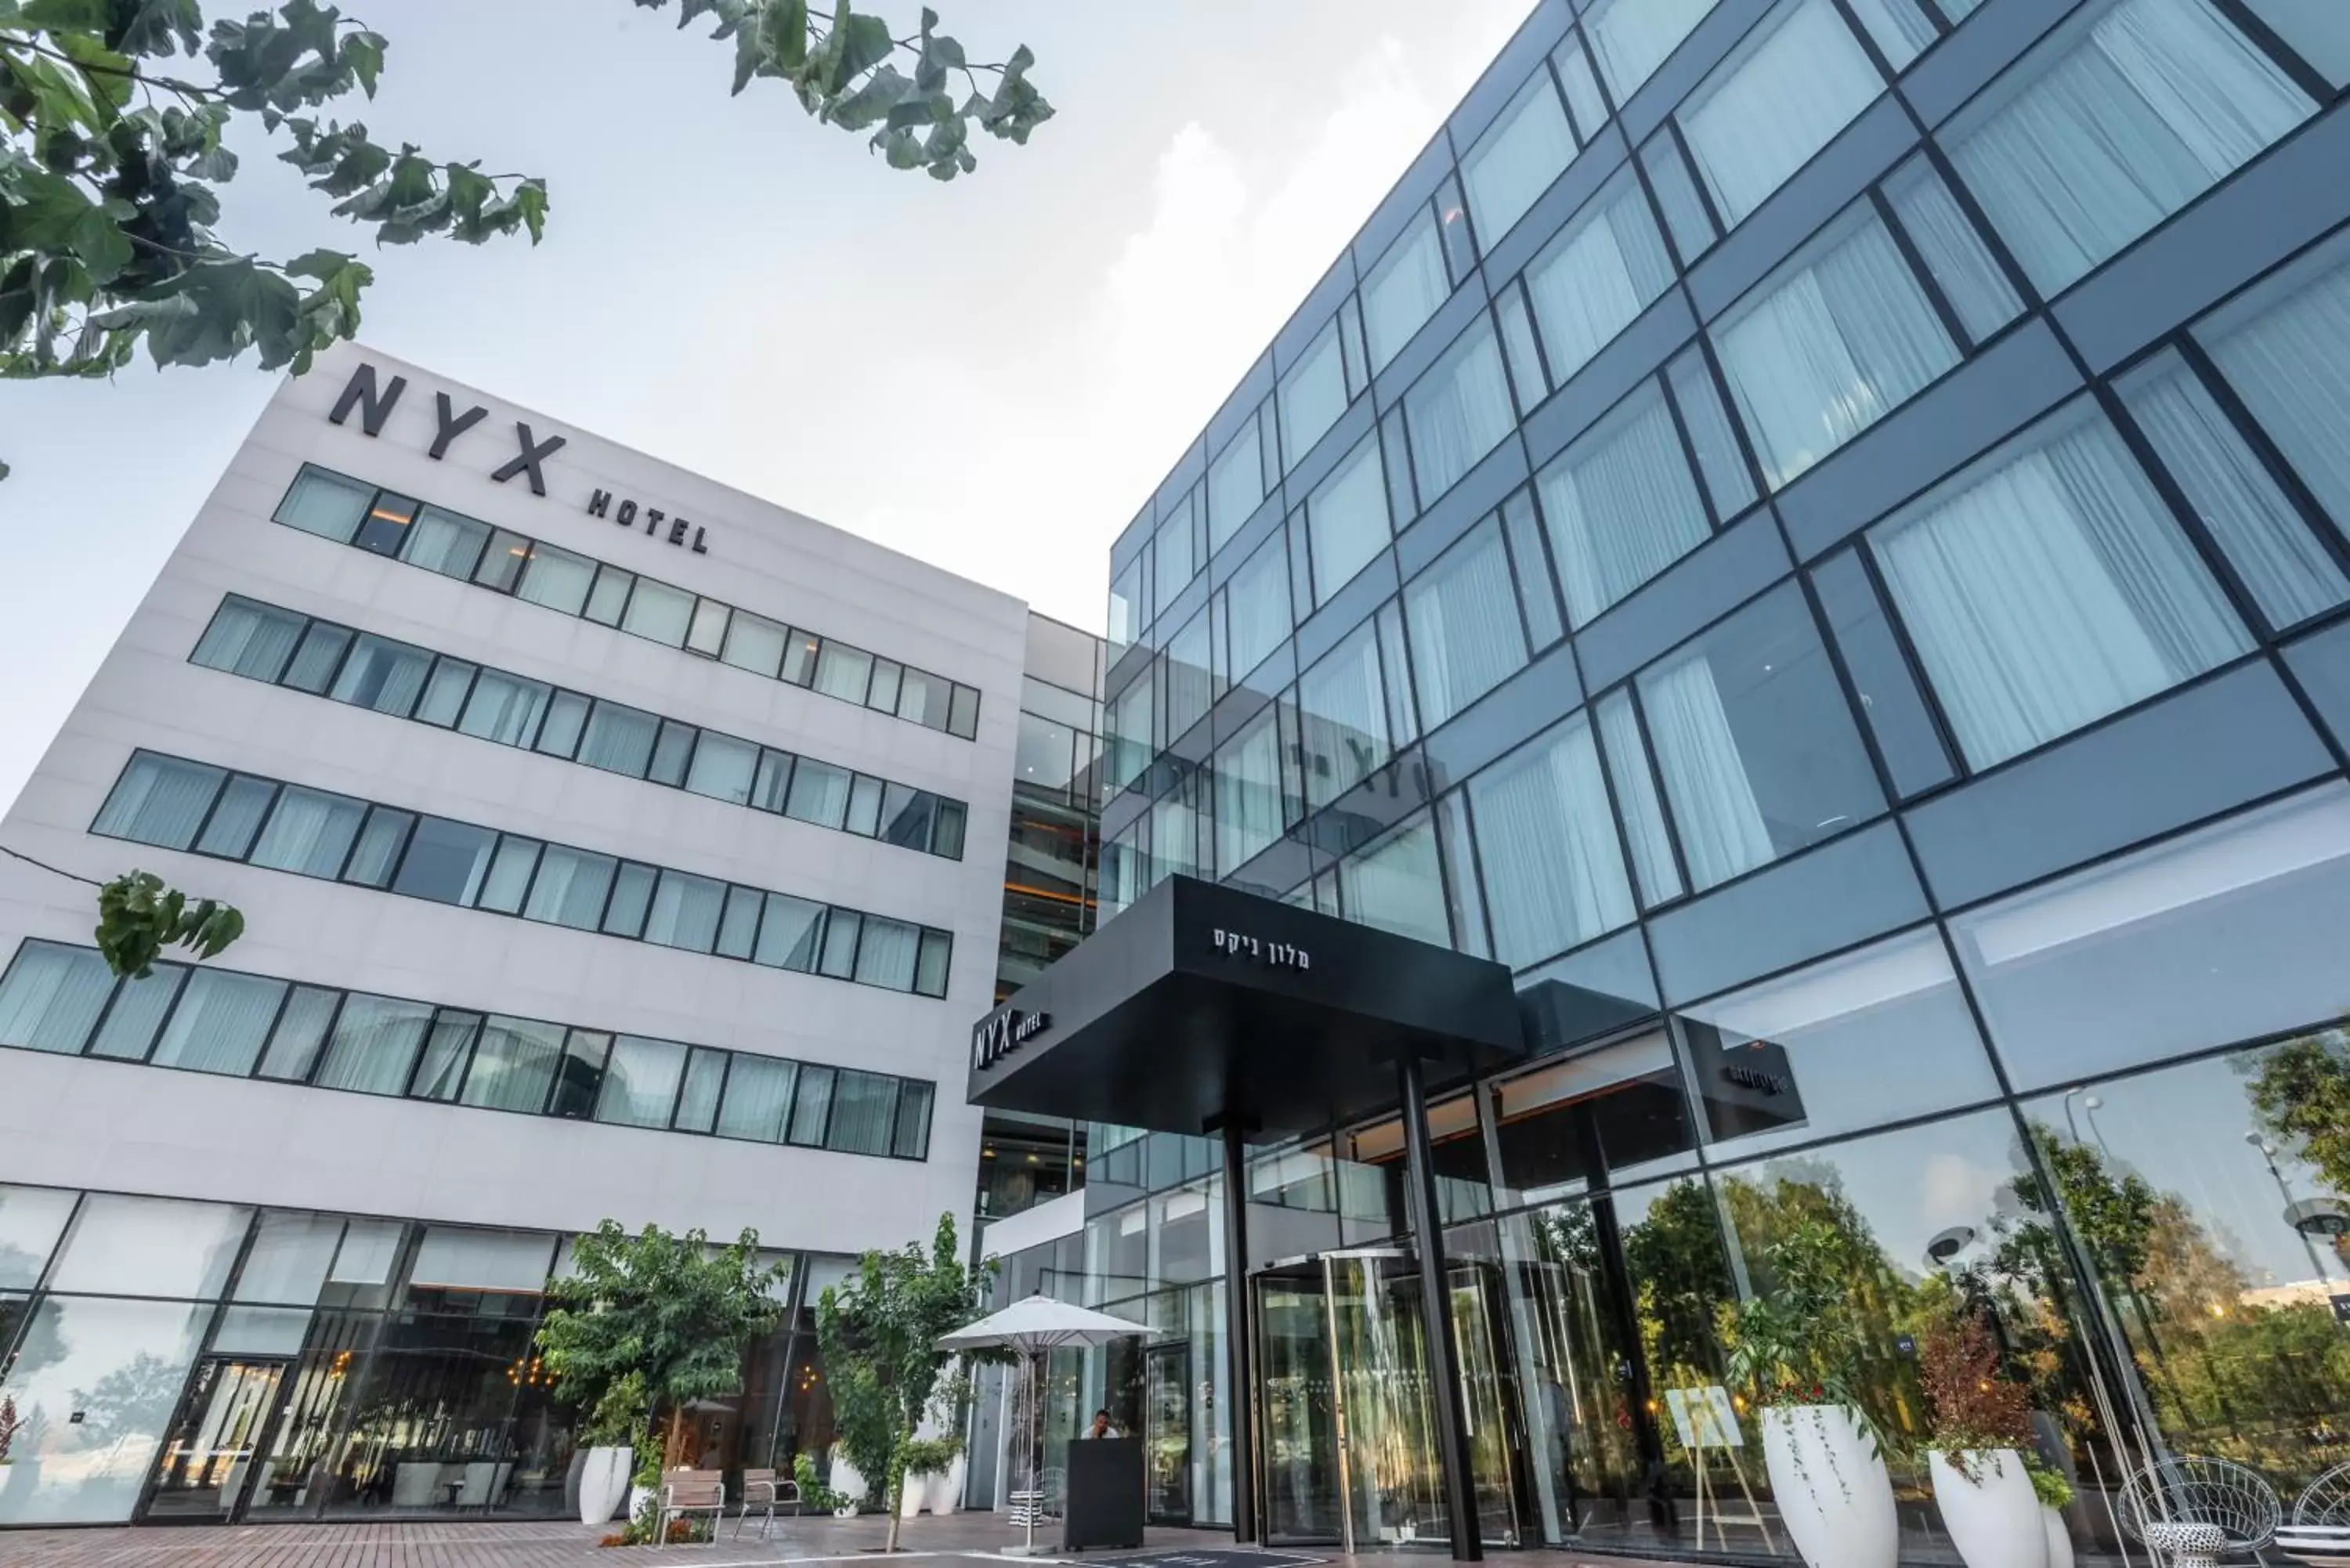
[937,1295,1155,1555]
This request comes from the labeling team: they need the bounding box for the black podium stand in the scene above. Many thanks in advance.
[1063,1436,1144,1550]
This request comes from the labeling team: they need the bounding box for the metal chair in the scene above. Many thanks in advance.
[2280,1463,2350,1566]
[656,1468,725,1548]
[732,1466,799,1539]
[2119,1457,2280,1567]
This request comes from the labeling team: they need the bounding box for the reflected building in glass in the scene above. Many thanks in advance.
[996,0,2350,1561]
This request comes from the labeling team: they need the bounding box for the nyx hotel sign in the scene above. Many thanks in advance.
[1212,928,1310,970]
[327,363,710,556]
[972,1007,1050,1072]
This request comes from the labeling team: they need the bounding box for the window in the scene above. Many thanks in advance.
[2120,349,2348,629]
[1164,612,1213,744]
[721,611,789,677]
[917,928,953,998]
[1364,213,1451,373]
[0,941,118,1053]
[457,670,550,746]
[1642,132,1716,262]
[1307,438,1391,605]
[1405,515,1528,729]
[1843,0,1937,67]
[754,894,826,971]
[1679,0,1884,228]
[1869,401,2251,769]
[1553,37,1608,139]
[854,918,920,992]
[274,466,373,541]
[684,732,759,805]
[1538,380,1711,626]
[1715,199,1959,489]
[1104,677,1155,795]
[1882,155,2023,344]
[1667,348,1755,521]
[685,598,729,658]
[1225,533,1292,681]
[1471,714,1636,966]
[718,1055,797,1141]
[248,786,366,878]
[523,846,616,930]
[461,1017,565,1114]
[1109,554,1147,658]
[645,871,728,952]
[193,597,303,681]
[584,566,631,625]
[2198,241,2350,542]
[596,1036,685,1128]
[815,642,873,703]
[1944,0,2312,295]
[405,505,490,579]
[1298,621,1390,812]
[2240,0,2350,85]
[1584,0,1718,101]
[1636,583,1882,889]
[1462,70,1577,252]
[1206,420,1266,556]
[785,758,853,829]
[330,634,431,716]
[93,753,223,849]
[577,702,658,776]
[313,995,432,1095]
[391,818,496,905]
[1155,491,1198,611]
[194,776,273,859]
[1406,317,1516,506]
[619,577,694,645]
[1813,551,1955,797]
[1280,320,1350,471]
[1337,815,1451,948]
[1521,168,1676,390]
[1595,690,1683,905]
[1215,704,1292,875]
[516,542,596,615]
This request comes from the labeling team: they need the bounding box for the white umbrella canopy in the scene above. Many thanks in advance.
[936,1293,1156,1354]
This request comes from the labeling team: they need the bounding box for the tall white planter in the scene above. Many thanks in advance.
[1929,1450,2047,1568]
[1761,1405,1897,1568]
[577,1445,632,1526]
[2044,1506,2075,1568]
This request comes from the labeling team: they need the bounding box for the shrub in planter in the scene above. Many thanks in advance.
[1918,1313,2055,1568]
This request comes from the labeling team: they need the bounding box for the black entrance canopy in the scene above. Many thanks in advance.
[966,874,1525,1141]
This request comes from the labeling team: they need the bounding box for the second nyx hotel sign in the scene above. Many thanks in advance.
[328,363,711,557]
[971,1007,1050,1072]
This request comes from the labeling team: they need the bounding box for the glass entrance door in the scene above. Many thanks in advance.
[143,1359,288,1521]
[1144,1342,1192,1524]
[1252,1250,1524,1550]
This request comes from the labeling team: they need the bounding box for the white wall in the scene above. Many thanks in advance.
[0,340,1025,1258]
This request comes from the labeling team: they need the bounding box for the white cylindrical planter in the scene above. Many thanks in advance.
[1762,1405,1897,1568]
[577,1446,632,1526]
[1929,1450,2047,1568]
[2044,1505,2075,1568]
[830,1447,868,1505]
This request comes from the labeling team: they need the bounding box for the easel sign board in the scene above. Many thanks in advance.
[1665,1386,1743,1449]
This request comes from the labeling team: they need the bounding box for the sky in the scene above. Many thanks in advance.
[0,0,1535,811]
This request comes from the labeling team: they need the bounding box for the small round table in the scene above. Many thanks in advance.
[2146,1520,2229,1568]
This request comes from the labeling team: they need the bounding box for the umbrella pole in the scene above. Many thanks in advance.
[1024,1347,1039,1555]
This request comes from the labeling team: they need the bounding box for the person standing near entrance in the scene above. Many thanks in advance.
[1086,1409,1120,1439]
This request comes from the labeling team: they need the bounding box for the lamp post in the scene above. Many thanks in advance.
[2246,1130,2334,1286]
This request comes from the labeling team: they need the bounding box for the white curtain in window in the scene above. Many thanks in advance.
[1716,210,1958,488]
[2123,349,2348,628]
[1407,321,1517,503]
[1226,541,1292,681]
[148,970,282,1075]
[1281,324,1350,470]
[685,733,758,804]
[403,507,487,578]
[1948,0,2311,294]
[643,873,726,952]
[1540,387,1712,625]
[1642,650,1777,888]
[1472,717,1636,967]
[1365,217,1450,371]
[854,918,920,991]
[457,670,549,746]
[1873,411,2251,768]
[1215,714,1285,875]
[193,599,304,680]
[0,941,118,1053]
[313,995,431,1095]
[249,787,366,878]
[718,1054,797,1141]
[1682,0,1884,226]
[620,579,695,645]
[1586,0,1719,100]
[330,635,431,715]
[1596,691,1685,904]
[517,544,596,614]
[815,644,873,703]
[94,756,222,849]
[827,1071,899,1155]
[461,1018,564,1113]
[522,846,614,930]
[721,612,790,677]
[2203,251,2350,537]
[754,894,826,970]
[597,1037,685,1127]
[1338,817,1452,948]
[1151,791,1199,883]
[1406,519,1528,728]
[577,704,657,775]
[1300,628,1390,811]
[1525,175,1676,387]
[1464,75,1577,249]
[1884,158,2025,343]
[1309,441,1392,605]
[1844,0,1937,67]
[1208,417,1264,549]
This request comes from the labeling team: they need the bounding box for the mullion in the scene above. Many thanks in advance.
[1821,0,1902,89]
[312,620,364,703]
[2204,0,2337,107]
[130,966,197,1065]
[1867,183,1971,352]
[1448,789,1499,957]
[1791,563,1911,821]
[1687,333,1775,512]
[1491,504,1542,658]
[1849,541,1969,783]
[1662,117,1726,244]
[1654,369,1725,533]
[1621,681,1698,904]
[298,990,352,1086]
[1909,137,2045,317]
[245,981,301,1083]
[2169,333,2350,591]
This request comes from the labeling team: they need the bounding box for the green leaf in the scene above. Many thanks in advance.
[108,0,205,59]
[768,0,807,68]
[826,8,891,92]
[340,29,384,96]
[17,0,109,32]
[826,61,911,129]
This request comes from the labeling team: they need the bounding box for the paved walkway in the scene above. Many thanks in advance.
[0,1514,1707,1568]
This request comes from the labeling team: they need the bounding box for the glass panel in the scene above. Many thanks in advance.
[1679,0,1884,227]
[1637,583,1882,889]
[2240,0,2350,84]
[149,969,284,1076]
[1585,0,1719,100]
[460,1016,566,1114]
[1337,814,1450,946]
[1502,490,1563,649]
[620,576,694,645]
[313,994,434,1095]
[789,1064,836,1146]
[349,492,419,557]
[2201,239,2350,539]
[87,963,183,1060]
[826,1070,899,1155]
[1156,493,1198,610]
[716,885,761,960]
[92,753,224,850]
[389,817,497,906]
[1463,70,1575,251]
[584,565,632,625]
[1298,621,1390,811]
[1869,400,2251,769]
[1255,1269,1342,1542]
[1165,613,1213,744]
[515,541,596,615]
[1811,550,1954,797]
[193,598,305,682]
[0,1184,80,1288]
[521,844,616,930]
[815,642,874,703]
[785,757,853,829]
[0,1296,212,1524]
[1215,704,1292,876]
[915,930,952,997]
[408,1009,483,1102]
[674,1047,726,1133]
[751,749,794,813]
[601,862,657,937]
[820,911,862,979]
[1470,714,1636,967]
[49,1192,251,1295]
[1227,531,1293,681]
[472,529,531,592]
[1524,168,1676,389]
[1946,0,2313,294]
[1883,154,2025,344]
[721,610,789,677]
[341,806,411,888]
[1208,414,1266,551]
[718,1054,797,1142]
[900,667,954,729]
[251,786,367,879]
[1716,199,1959,489]
[1407,316,1516,505]
[1553,37,1608,139]
[867,657,903,714]
[1642,132,1717,262]
[642,869,726,952]
[473,836,540,915]
[893,1080,934,1158]
[782,629,822,685]
[1307,438,1391,605]
[1280,320,1349,471]
[1950,783,2350,1089]
[256,985,338,1081]
[548,1030,611,1119]
[1110,555,1148,660]
[949,683,980,739]
[1666,347,1755,521]
[685,597,730,658]
[577,701,659,777]
[647,719,696,786]
[683,732,758,804]
[846,773,885,836]
[1843,0,1937,68]
[273,467,373,543]
[595,1035,685,1128]
[233,1211,344,1303]
[1538,381,1711,626]
[456,669,551,746]
[1364,212,1450,371]
[328,633,432,717]
[403,505,490,580]
[1406,515,1530,729]
[534,689,588,758]
[193,775,275,859]
[413,657,475,727]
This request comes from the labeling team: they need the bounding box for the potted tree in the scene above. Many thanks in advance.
[1725,1220,1896,1568]
[573,1372,644,1527]
[0,1394,21,1483]
[1918,1313,2067,1568]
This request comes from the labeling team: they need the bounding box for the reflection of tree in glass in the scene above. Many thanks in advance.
[1620,1180,1735,1393]
[70,1351,190,1449]
[2243,1033,2350,1264]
